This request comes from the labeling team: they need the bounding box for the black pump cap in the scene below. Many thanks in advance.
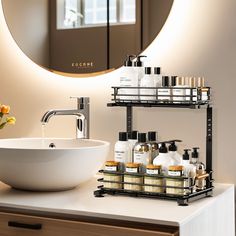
[154,67,161,75]
[148,131,157,142]
[145,67,152,75]
[159,143,168,153]
[119,132,128,141]
[183,149,191,160]
[124,55,136,67]
[134,55,147,67]
[162,76,169,87]
[128,131,138,140]
[169,141,177,151]
[171,76,177,86]
[192,147,200,158]
[138,133,146,143]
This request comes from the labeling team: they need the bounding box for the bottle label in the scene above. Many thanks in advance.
[105,166,117,172]
[173,88,185,101]
[126,167,138,173]
[134,152,149,165]
[146,169,160,175]
[115,150,126,163]
[168,170,183,177]
[158,89,170,100]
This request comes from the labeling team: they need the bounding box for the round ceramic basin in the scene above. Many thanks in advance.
[0,138,110,191]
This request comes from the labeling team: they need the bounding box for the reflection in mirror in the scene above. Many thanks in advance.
[2,0,173,75]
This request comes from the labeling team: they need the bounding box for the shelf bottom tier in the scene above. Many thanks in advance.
[94,186,214,206]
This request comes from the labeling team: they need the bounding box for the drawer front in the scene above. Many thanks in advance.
[0,212,178,236]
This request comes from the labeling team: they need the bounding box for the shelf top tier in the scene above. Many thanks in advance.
[109,86,212,109]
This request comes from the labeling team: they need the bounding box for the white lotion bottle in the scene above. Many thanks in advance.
[134,55,147,87]
[119,55,138,101]
[168,141,182,165]
[140,67,156,101]
[128,130,138,162]
[158,76,170,101]
[114,132,131,170]
[153,67,162,87]
[153,143,174,175]
[182,149,196,179]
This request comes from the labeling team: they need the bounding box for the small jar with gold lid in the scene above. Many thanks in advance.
[103,161,122,189]
[166,165,190,195]
[144,164,164,193]
[124,163,143,191]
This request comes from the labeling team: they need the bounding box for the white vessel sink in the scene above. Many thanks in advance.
[0,138,109,191]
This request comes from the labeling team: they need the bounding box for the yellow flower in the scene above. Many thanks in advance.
[6,117,16,125]
[1,105,10,114]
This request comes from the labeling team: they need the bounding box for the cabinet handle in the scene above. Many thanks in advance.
[8,221,42,230]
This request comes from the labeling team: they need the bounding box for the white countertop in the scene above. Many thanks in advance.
[0,178,234,227]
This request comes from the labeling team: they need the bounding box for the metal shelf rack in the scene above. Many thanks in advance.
[94,86,213,206]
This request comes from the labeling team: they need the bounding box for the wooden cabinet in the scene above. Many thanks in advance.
[0,212,179,236]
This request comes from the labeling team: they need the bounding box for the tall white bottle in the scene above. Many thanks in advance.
[140,67,156,101]
[114,132,131,170]
[128,130,138,162]
[172,76,186,103]
[134,55,147,87]
[119,55,138,101]
[153,143,174,174]
[153,67,162,87]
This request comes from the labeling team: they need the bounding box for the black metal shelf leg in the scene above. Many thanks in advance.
[126,106,133,133]
[206,106,213,188]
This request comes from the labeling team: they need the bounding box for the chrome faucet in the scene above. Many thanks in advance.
[41,97,90,139]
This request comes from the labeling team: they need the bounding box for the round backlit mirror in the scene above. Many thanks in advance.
[2,0,173,76]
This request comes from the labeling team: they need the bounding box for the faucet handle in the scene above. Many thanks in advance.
[70,97,90,109]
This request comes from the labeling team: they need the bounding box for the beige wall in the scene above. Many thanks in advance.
[1,0,49,67]
[0,0,236,188]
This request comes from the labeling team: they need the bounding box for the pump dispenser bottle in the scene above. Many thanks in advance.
[191,147,200,166]
[153,142,174,174]
[148,131,159,162]
[182,149,196,178]
[168,141,182,165]
[119,55,138,100]
[140,67,155,101]
[133,133,151,171]
[114,132,131,170]
[134,55,147,86]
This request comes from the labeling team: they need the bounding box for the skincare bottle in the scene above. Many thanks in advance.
[153,67,162,87]
[188,77,198,102]
[119,55,138,100]
[140,67,156,101]
[168,141,182,165]
[191,147,200,166]
[134,55,147,87]
[147,131,159,162]
[182,149,196,178]
[128,130,138,162]
[158,76,170,101]
[172,77,185,103]
[153,142,174,174]
[197,77,209,101]
[114,132,131,170]
[133,133,151,172]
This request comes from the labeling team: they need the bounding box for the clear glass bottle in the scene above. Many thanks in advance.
[147,131,159,162]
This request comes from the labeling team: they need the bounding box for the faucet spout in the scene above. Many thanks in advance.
[41,97,90,139]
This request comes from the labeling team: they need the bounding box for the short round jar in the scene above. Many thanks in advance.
[124,163,142,191]
[103,161,122,189]
[144,164,164,193]
[166,165,190,195]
